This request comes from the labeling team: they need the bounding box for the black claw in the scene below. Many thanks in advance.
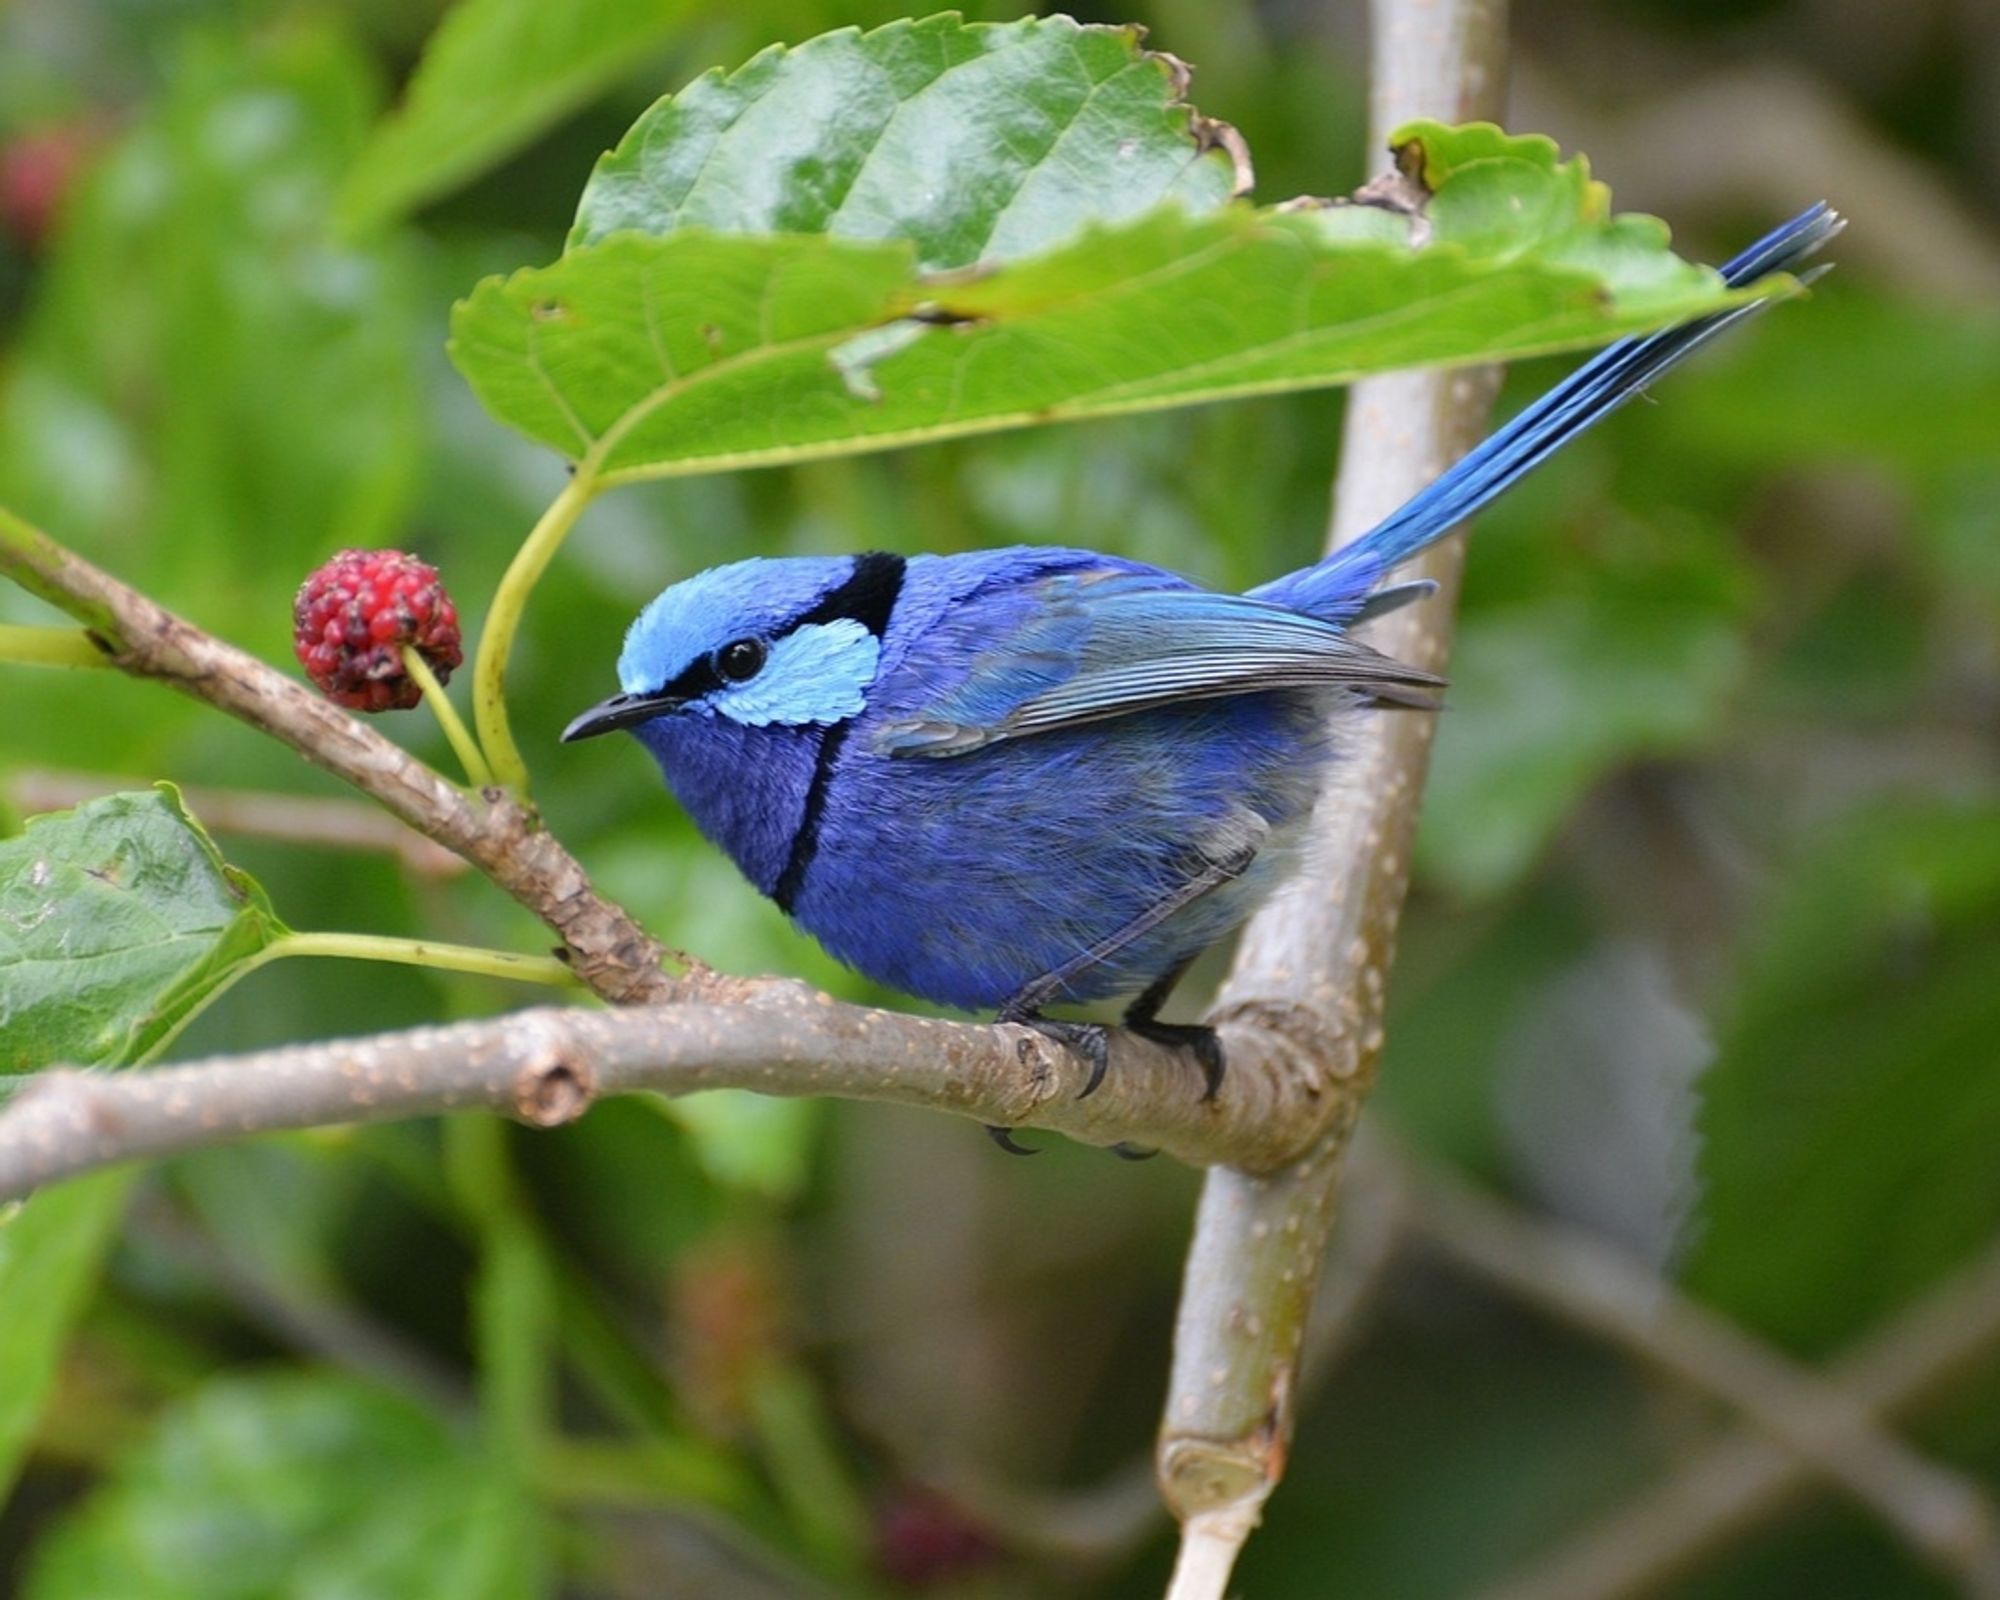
[1128,1021,1227,1102]
[1109,1142,1159,1162]
[1078,1038,1109,1100]
[1193,1032,1226,1102]
[984,1125,1039,1156]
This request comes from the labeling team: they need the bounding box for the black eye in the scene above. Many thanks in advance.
[716,638,766,683]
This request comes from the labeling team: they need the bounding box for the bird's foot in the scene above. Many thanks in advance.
[1126,1020,1226,1102]
[1004,1015,1113,1101]
[1109,1142,1158,1162]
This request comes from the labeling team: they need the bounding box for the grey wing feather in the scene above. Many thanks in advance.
[998,628,1443,737]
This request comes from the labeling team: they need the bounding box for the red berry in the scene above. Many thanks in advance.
[873,1485,1000,1589]
[292,549,462,713]
[0,124,92,253]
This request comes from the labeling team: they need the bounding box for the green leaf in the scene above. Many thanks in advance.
[1685,803,2000,1356]
[569,13,1246,271]
[339,0,695,233]
[453,123,1767,482]
[0,787,287,1073]
[22,1373,544,1600]
[0,1174,130,1504]
[0,790,279,1514]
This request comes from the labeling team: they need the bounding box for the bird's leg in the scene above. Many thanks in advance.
[992,836,1258,1123]
[1122,958,1226,1103]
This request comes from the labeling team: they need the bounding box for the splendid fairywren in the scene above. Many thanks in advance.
[564,205,1840,1128]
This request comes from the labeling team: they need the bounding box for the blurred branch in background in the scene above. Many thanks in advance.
[1516,61,2000,303]
[122,1187,470,1415]
[7,769,470,878]
[1474,1231,2000,1600]
[850,1137,1411,1570]
[1404,1148,2000,1593]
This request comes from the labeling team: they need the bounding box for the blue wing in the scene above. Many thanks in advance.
[873,569,1442,759]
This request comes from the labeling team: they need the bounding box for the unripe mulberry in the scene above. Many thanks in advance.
[293,548,462,713]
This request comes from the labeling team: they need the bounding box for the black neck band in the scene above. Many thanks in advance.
[771,553,907,913]
[795,551,905,637]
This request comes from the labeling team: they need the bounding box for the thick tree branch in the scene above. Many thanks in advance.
[0,505,678,1003]
[1,509,1388,1193]
[1155,0,1507,1590]
[0,991,1344,1203]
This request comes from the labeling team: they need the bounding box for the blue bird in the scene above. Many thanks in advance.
[564,205,1840,1140]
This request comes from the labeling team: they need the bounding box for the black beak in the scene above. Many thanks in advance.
[561,691,684,743]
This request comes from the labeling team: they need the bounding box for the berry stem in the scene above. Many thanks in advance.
[251,931,581,989]
[474,470,597,796]
[402,644,494,790]
[0,623,110,669]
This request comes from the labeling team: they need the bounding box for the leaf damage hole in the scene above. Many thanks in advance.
[1346,142,1435,247]
[1191,115,1255,198]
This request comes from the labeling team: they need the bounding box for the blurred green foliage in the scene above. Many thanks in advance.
[3,1,1998,1597]
[27,1373,544,1598]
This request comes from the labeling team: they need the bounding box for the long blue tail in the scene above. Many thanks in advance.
[1255,202,1843,618]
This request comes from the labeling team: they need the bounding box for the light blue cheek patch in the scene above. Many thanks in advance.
[713,619,880,727]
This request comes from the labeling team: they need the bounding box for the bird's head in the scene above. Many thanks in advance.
[562,552,905,746]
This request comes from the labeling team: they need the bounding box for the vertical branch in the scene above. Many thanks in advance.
[1156,0,1508,1590]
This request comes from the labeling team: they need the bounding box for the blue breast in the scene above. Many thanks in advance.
[632,713,824,899]
[784,688,1334,1011]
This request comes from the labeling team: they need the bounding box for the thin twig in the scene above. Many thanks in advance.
[8,769,470,878]
[0,504,680,1003]
[1475,1234,2000,1600]
[1406,1155,2000,1593]
[1152,0,1507,1587]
